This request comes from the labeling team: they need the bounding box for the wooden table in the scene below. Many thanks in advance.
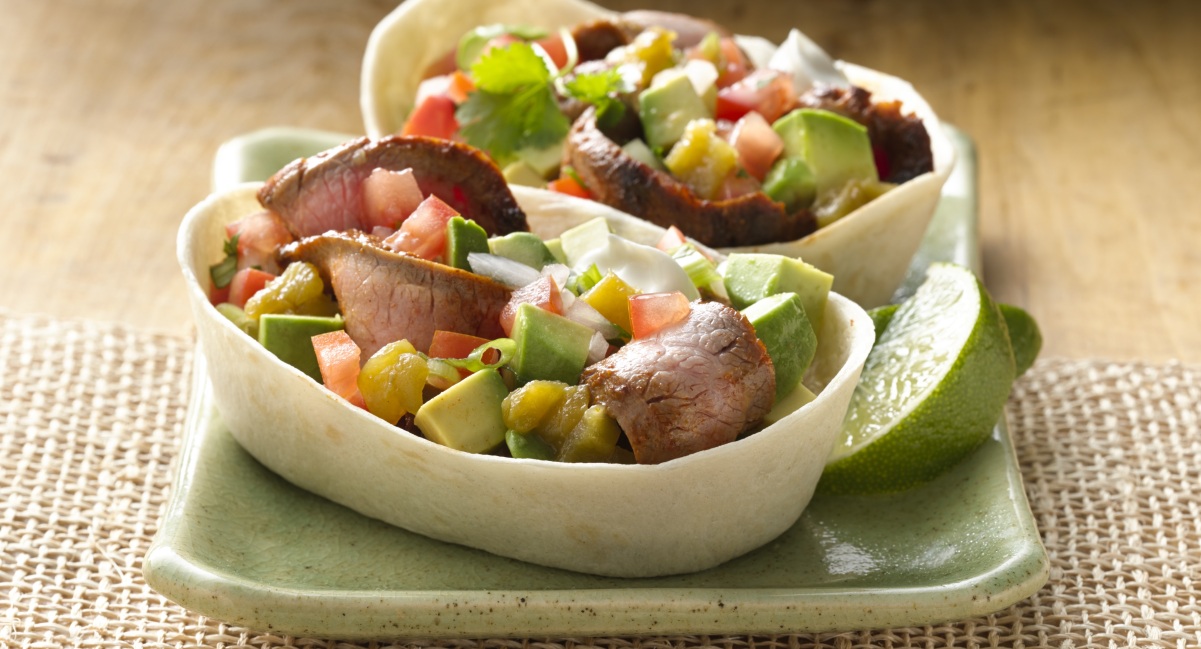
[3,0,1198,363]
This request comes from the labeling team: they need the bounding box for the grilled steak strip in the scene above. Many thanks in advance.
[564,108,817,247]
[259,135,528,239]
[582,301,775,464]
[279,231,510,357]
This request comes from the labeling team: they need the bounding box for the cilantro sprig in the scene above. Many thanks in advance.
[562,67,630,128]
[209,234,240,288]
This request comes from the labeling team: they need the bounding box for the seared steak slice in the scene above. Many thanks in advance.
[582,301,775,464]
[259,135,528,239]
[619,10,731,48]
[279,232,510,357]
[797,85,934,184]
[564,109,817,247]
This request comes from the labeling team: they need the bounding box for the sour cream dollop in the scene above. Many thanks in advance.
[575,234,700,301]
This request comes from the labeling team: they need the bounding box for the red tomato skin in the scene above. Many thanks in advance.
[499,276,564,337]
[382,194,459,260]
[655,225,688,252]
[446,70,475,103]
[716,70,796,124]
[401,95,459,140]
[225,210,293,275]
[228,268,276,309]
[535,34,569,69]
[729,112,785,181]
[209,284,231,306]
[311,330,367,408]
[547,176,592,200]
[362,168,424,230]
[716,37,749,88]
[429,331,490,359]
[629,292,692,339]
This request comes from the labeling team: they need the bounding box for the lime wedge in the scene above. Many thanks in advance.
[999,303,1042,377]
[818,263,1017,494]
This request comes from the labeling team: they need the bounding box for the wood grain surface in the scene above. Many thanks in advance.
[1,0,1197,363]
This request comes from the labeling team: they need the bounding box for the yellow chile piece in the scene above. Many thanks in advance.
[358,339,429,425]
[664,118,738,200]
[626,27,677,85]
[502,382,621,462]
[244,262,326,320]
[558,405,622,463]
[581,272,638,334]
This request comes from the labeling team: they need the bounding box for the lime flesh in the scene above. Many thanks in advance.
[819,263,1017,494]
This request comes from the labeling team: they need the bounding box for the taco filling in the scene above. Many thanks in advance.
[206,136,834,465]
[400,11,934,247]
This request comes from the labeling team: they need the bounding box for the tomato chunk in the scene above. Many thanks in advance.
[535,33,569,69]
[225,210,293,275]
[429,331,491,360]
[629,291,692,339]
[228,267,276,309]
[655,225,688,252]
[447,70,475,103]
[547,176,591,199]
[363,168,424,230]
[312,330,367,408]
[729,112,785,181]
[716,37,749,88]
[499,275,564,337]
[716,69,796,124]
[401,94,458,140]
[382,194,459,261]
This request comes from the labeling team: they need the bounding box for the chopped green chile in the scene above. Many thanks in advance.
[439,338,517,373]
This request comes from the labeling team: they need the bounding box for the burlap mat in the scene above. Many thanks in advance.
[1,311,1198,649]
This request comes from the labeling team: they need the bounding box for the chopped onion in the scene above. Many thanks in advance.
[467,252,540,288]
[565,299,622,340]
[586,330,610,365]
[541,263,571,288]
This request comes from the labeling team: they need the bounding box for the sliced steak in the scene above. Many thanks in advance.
[797,84,934,184]
[619,10,731,48]
[564,108,817,247]
[582,301,775,464]
[279,231,510,357]
[258,135,528,239]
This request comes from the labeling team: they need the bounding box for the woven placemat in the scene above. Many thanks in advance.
[1,311,1198,649]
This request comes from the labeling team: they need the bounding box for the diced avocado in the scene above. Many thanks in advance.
[761,383,817,426]
[502,161,547,188]
[256,314,344,382]
[664,119,738,200]
[544,238,567,265]
[488,232,557,270]
[216,303,258,338]
[509,303,594,385]
[814,178,895,228]
[621,138,666,172]
[638,72,710,151]
[505,429,556,460]
[445,216,489,271]
[742,292,817,400]
[414,368,509,454]
[762,157,817,211]
[772,108,878,198]
[723,252,833,332]
[516,140,565,178]
[558,217,611,266]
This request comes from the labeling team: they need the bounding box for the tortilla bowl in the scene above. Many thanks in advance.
[177,183,875,578]
[360,0,955,308]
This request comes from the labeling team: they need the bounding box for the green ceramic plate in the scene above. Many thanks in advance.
[144,125,1048,639]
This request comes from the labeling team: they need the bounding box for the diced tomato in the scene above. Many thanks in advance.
[629,291,692,339]
[716,37,749,88]
[312,330,367,409]
[547,176,592,199]
[382,194,459,261]
[717,173,762,201]
[729,112,785,181]
[534,33,569,69]
[228,267,276,309]
[225,210,293,274]
[429,330,490,360]
[363,168,424,230]
[401,94,458,140]
[209,284,230,306]
[446,70,475,103]
[499,275,564,337]
[716,69,796,124]
[655,225,688,252]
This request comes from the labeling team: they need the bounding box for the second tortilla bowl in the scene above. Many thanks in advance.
[178,181,875,578]
[360,0,955,308]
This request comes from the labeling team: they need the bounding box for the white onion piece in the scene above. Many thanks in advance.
[466,253,540,288]
[565,299,622,340]
[541,263,571,288]
[767,28,849,94]
[586,330,609,365]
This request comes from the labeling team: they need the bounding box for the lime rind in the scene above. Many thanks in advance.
[819,263,1016,494]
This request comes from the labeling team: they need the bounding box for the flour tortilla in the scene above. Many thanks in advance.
[178,183,875,577]
[361,0,954,307]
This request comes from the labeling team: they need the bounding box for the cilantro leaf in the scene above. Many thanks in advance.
[456,42,569,161]
[563,67,630,126]
[209,234,239,289]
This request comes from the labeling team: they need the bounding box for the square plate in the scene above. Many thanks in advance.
[145,125,1048,639]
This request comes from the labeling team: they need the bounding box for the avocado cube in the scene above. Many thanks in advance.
[621,138,666,172]
[638,72,710,151]
[257,314,344,381]
[772,108,877,197]
[414,368,509,454]
[488,232,557,270]
[762,157,817,211]
[762,383,818,426]
[558,217,611,267]
[446,216,489,271]
[505,429,556,460]
[723,253,833,332]
[502,160,548,188]
[509,303,594,385]
[515,140,565,178]
[742,292,817,400]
